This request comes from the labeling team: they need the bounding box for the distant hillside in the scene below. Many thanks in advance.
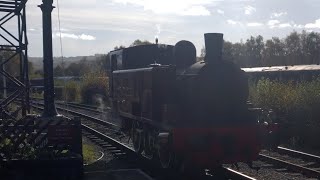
[29,54,105,70]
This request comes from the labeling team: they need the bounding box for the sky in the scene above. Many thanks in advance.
[1,0,320,57]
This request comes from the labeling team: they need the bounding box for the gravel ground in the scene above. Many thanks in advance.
[226,160,318,180]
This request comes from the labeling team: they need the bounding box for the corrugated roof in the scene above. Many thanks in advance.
[242,64,320,73]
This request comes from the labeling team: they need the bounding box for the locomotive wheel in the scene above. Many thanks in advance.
[158,138,174,168]
[132,122,143,154]
[144,129,156,158]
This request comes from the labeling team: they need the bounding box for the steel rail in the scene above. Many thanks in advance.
[30,103,135,157]
[81,124,135,157]
[259,154,320,178]
[224,168,256,180]
[277,146,320,163]
[206,168,256,180]
[56,101,109,114]
[60,101,110,111]
[30,97,110,115]
[31,101,118,129]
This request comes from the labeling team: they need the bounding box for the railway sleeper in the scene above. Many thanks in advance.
[85,136,96,139]
[109,150,122,153]
[105,147,118,150]
[114,152,127,156]
[101,144,113,148]
[93,139,105,143]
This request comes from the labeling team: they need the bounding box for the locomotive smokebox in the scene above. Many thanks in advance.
[204,33,223,63]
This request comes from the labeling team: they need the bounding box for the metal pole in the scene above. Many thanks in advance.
[39,0,58,117]
[3,63,6,99]
[23,7,30,113]
[0,56,6,98]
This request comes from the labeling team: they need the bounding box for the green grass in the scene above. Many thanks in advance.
[82,143,100,164]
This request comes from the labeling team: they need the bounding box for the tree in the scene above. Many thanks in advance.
[197,46,206,61]
[0,50,20,77]
[114,45,126,50]
[92,54,108,72]
[222,41,234,62]
[284,31,303,65]
[230,42,246,67]
[302,31,320,64]
[263,37,285,66]
[130,39,152,47]
[54,64,65,76]
[245,35,264,67]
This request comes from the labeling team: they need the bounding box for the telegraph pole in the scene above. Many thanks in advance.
[39,0,58,117]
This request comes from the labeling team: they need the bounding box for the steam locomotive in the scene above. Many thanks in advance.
[106,33,261,170]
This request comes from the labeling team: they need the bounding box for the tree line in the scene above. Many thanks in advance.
[54,39,151,76]
[220,30,320,67]
[2,31,320,79]
[54,31,320,76]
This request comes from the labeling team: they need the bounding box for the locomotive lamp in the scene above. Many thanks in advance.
[39,0,58,117]
[204,33,223,63]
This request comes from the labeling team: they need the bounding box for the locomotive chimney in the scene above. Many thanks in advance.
[204,33,223,63]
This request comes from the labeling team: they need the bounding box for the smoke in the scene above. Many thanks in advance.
[95,95,109,122]
[155,24,161,39]
[95,95,122,130]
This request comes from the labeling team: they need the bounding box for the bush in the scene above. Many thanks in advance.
[54,87,64,100]
[62,81,80,102]
[80,72,109,105]
[249,78,320,149]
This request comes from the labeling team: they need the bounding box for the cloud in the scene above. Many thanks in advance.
[271,12,287,18]
[293,24,304,29]
[217,9,224,15]
[267,20,280,26]
[267,20,304,29]
[305,19,320,29]
[227,19,241,25]
[179,5,211,16]
[267,20,280,28]
[244,5,256,15]
[278,23,291,28]
[54,33,96,40]
[112,0,213,16]
[247,22,263,27]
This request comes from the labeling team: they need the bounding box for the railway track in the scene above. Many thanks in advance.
[55,101,110,114]
[27,100,320,179]
[259,147,320,179]
[29,101,255,180]
[276,146,320,164]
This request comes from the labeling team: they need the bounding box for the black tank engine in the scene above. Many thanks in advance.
[106,33,260,169]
